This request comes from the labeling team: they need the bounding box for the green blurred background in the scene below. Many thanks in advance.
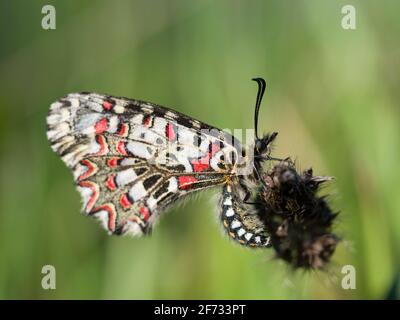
[0,0,399,299]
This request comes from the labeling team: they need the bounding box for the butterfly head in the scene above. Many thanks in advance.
[255,132,278,159]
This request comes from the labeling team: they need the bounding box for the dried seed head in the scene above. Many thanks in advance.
[256,161,339,269]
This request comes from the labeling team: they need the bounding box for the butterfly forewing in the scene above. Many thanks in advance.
[47,93,243,235]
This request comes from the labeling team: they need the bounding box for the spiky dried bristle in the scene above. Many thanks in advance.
[255,161,339,269]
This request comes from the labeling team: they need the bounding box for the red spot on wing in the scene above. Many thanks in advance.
[95,118,108,134]
[117,141,128,155]
[78,159,97,181]
[143,115,152,127]
[178,176,198,190]
[116,123,128,137]
[78,181,98,213]
[95,135,107,155]
[210,143,219,155]
[106,174,117,191]
[190,143,219,172]
[107,157,119,168]
[139,206,150,221]
[120,193,132,209]
[191,159,209,172]
[165,123,176,141]
[103,101,113,110]
[93,204,116,232]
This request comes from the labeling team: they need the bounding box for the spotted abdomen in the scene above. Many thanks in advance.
[219,181,271,248]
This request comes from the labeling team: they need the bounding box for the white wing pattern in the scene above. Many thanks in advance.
[47,92,271,247]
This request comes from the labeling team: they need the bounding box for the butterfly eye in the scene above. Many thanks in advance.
[255,139,266,154]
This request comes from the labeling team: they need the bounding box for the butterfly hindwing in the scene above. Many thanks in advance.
[47,93,242,235]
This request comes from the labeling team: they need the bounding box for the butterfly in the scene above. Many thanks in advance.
[46,78,277,248]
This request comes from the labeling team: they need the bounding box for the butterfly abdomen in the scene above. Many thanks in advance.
[219,181,271,248]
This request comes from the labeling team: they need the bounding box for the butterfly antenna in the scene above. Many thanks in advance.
[252,77,266,140]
